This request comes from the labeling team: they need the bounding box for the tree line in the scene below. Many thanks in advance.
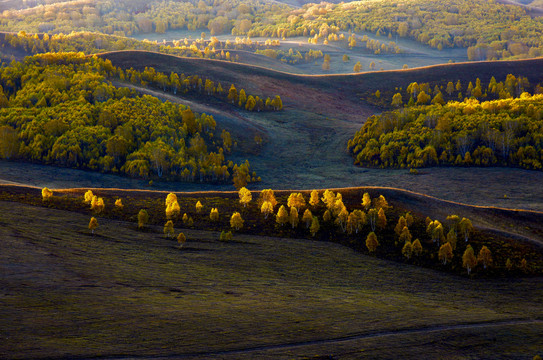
[37,186,535,277]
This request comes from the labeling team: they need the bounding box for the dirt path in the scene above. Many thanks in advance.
[160,318,543,359]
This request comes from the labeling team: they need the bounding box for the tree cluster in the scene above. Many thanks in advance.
[0,52,257,185]
[349,88,543,170]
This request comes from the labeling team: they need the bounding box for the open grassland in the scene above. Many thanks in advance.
[1,199,542,359]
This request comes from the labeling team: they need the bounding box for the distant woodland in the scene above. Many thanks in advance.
[0,52,259,186]
[349,90,543,170]
[1,0,543,60]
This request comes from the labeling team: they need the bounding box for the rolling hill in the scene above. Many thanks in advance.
[102,50,543,121]
[1,184,542,359]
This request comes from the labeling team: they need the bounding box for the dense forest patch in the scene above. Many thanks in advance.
[0,52,260,186]
[349,91,543,171]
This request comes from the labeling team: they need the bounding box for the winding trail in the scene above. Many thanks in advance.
[63,318,543,359]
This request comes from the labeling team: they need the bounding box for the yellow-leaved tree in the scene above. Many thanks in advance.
[239,187,252,207]
[399,226,412,243]
[138,209,149,229]
[276,205,289,227]
[258,189,277,208]
[366,232,379,253]
[362,192,371,210]
[477,245,493,269]
[287,193,305,209]
[462,245,477,274]
[230,212,244,230]
[289,207,299,229]
[195,200,203,214]
[165,193,178,207]
[209,208,219,222]
[177,232,186,248]
[377,208,387,229]
[41,187,53,201]
[91,196,105,214]
[164,220,174,238]
[261,201,273,219]
[309,190,319,206]
[166,200,180,219]
[438,242,453,265]
[84,190,94,204]
[302,209,313,228]
[89,217,98,234]
[310,216,320,237]
[412,239,423,256]
[402,242,412,259]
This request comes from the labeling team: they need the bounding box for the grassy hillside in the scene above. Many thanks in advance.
[0,196,542,359]
[102,51,543,120]
[2,184,542,275]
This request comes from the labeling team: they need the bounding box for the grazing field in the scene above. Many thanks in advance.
[1,200,542,359]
